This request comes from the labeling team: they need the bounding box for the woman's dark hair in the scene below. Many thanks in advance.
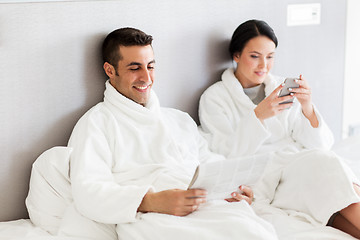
[229,19,278,58]
[102,27,153,68]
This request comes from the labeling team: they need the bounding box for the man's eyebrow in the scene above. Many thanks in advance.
[126,62,142,67]
[126,60,155,67]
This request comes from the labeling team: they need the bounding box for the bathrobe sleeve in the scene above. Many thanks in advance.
[68,108,152,224]
[288,103,334,150]
[199,84,271,158]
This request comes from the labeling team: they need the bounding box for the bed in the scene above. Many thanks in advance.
[0,0,354,239]
[0,137,359,240]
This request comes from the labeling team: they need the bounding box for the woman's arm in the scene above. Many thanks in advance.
[287,75,334,149]
[289,75,319,128]
[199,86,271,157]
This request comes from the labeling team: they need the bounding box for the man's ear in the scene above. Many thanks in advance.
[103,62,115,78]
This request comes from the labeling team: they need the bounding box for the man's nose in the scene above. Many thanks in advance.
[140,69,152,83]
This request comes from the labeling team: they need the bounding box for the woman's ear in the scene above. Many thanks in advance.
[103,62,115,78]
[233,53,241,63]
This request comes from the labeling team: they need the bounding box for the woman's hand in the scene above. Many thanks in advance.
[225,185,254,205]
[290,75,313,115]
[290,75,319,127]
[254,83,294,122]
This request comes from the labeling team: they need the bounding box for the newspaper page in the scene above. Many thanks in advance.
[188,153,271,201]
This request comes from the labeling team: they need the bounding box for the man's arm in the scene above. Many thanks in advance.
[69,112,153,224]
[138,189,207,216]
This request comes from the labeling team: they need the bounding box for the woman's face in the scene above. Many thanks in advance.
[233,36,276,88]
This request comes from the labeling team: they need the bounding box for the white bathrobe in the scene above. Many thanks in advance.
[199,68,334,158]
[66,81,278,240]
[198,68,360,237]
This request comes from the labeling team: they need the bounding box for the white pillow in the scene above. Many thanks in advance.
[26,146,73,235]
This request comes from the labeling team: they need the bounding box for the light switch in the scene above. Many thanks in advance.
[287,3,321,26]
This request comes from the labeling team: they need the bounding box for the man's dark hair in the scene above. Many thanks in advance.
[229,19,278,59]
[102,27,153,68]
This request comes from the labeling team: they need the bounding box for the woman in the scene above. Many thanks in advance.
[199,20,333,158]
[198,19,360,238]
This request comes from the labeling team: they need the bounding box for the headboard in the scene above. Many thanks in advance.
[0,0,347,221]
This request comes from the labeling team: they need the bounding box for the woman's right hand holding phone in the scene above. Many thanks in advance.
[254,83,294,122]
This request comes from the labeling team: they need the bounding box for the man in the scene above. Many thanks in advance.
[67,27,277,239]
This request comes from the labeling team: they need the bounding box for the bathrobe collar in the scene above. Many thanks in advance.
[221,68,278,109]
[103,80,161,120]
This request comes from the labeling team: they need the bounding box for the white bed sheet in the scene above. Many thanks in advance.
[0,219,48,239]
[0,219,86,240]
[0,136,359,240]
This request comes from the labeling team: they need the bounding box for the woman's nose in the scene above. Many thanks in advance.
[258,58,267,69]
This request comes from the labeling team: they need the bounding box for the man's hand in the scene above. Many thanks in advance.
[225,185,254,205]
[138,189,207,216]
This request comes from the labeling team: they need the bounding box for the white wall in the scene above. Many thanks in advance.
[343,0,360,137]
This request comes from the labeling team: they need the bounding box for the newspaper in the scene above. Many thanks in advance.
[188,153,270,201]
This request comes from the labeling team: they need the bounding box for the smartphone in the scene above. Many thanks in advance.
[279,77,299,104]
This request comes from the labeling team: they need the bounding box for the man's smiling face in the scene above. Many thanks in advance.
[105,45,155,106]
